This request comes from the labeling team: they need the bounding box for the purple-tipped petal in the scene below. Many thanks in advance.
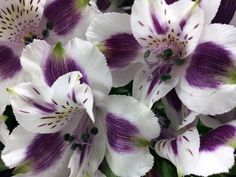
[200,124,236,151]
[0,45,22,80]
[44,0,81,36]
[43,57,87,86]
[212,0,236,24]
[186,42,233,88]
[26,133,65,173]
[103,33,141,69]
[106,113,139,153]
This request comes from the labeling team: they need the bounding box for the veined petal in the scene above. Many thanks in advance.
[191,121,236,176]
[41,0,100,43]
[212,0,236,24]
[133,64,181,109]
[0,118,9,145]
[1,126,71,177]
[65,38,112,99]
[0,0,46,44]
[155,128,200,176]
[86,13,142,70]
[176,24,236,115]
[10,72,94,133]
[98,95,160,177]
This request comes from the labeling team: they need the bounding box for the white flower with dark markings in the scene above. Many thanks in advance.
[1,38,160,177]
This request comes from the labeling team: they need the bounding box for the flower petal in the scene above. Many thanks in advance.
[86,12,142,70]
[212,0,236,24]
[133,64,181,108]
[176,24,236,115]
[98,95,160,177]
[21,39,112,100]
[10,72,94,133]
[1,126,71,177]
[41,0,99,43]
[191,121,236,176]
[155,127,200,176]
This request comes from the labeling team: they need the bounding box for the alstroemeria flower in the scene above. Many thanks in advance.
[129,0,236,116]
[155,90,236,176]
[0,0,99,113]
[2,74,160,177]
[2,38,160,177]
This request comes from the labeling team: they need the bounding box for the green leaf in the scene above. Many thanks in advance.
[99,159,118,177]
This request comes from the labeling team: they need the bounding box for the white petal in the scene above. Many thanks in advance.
[200,0,221,24]
[65,38,112,100]
[155,128,200,176]
[98,95,160,177]
[176,24,236,115]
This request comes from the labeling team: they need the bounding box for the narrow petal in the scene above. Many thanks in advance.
[133,64,181,108]
[87,13,142,70]
[10,72,94,133]
[191,121,236,176]
[155,128,200,176]
[212,0,236,24]
[98,95,160,177]
[176,24,236,115]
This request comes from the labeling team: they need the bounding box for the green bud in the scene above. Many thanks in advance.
[75,0,89,9]
[13,162,31,175]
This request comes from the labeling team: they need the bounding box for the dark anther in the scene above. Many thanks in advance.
[24,37,33,45]
[160,74,171,81]
[46,22,53,30]
[162,48,173,59]
[144,50,151,58]
[42,29,49,38]
[81,132,90,142]
[175,58,185,65]
[63,133,71,141]
[90,127,99,135]
[71,143,77,150]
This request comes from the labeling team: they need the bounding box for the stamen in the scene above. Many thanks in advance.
[90,127,98,135]
[42,29,49,38]
[46,22,54,30]
[161,48,173,60]
[160,74,171,81]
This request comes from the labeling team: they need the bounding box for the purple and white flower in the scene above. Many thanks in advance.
[1,39,160,177]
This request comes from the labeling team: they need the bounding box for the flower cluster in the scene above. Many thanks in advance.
[0,0,236,177]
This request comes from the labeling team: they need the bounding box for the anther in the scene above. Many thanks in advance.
[144,50,151,58]
[160,74,171,81]
[162,48,173,59]
[81,132,90,142]
[64,133,70,141]
[46,22,53,30]
[42,29,49,38]
[90,127,98,135]
[175,58,185,65]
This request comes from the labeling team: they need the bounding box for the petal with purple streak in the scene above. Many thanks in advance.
[200,124,236,151]
[44,0,81,36]
[0,45,22,80]
[165,89,182,113]
[151,14,168,35]
[43,57,87,86]
[26,132,65,173]
[102,33,141,69]
[186,42,233,88]
[212,0,236,24]
[106,113,139,153]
